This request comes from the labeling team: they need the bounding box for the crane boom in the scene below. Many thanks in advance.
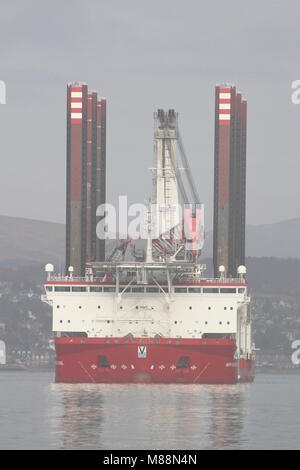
[177,129,201,205]
[164,132,189,204]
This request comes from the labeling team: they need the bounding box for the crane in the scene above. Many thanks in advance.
[160,122,204,261]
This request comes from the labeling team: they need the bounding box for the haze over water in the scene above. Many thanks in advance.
[0,371,299,449]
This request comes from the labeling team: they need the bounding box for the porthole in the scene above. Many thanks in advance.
[230,307,233,310]
[59,320,62,323]
[136,306,138,310]
[120,306,123,310]
[208,307,211,310]
[224,307,227,310]
[205,321,208,325]
[107,320,110,323]
[57,305,60,309]
[189,306,192,310]
[219,321,222,325]
[227,321,230,325]
[98,306,101,309]
[68,320,70,323]
[174,321,178,324]
[79,306,82,309]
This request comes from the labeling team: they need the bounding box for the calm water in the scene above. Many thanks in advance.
[0,370,299,449]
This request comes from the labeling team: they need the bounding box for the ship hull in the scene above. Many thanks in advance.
[55,337,242,384]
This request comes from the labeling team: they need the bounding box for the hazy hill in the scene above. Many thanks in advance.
[0,216,64,266]
[0,215,299,265]
[246,218,300,258]
[203,218,300,259]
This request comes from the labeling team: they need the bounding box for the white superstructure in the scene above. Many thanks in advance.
[43,261,252,362]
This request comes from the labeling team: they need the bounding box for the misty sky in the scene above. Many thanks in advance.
[0,0,299,229]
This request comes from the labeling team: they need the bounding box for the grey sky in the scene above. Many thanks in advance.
[0,0,299,229]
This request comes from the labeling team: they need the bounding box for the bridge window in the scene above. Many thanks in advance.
[174,287,187,293]
[121,286,131,293]
[132,287,144,293]
[176,356,190,369]
[55,286,70,292]
[203,288,219,294]
[188,287,201,293]
[146,287,159,293]
[72,286,87,292]
[45,286,53,292]
[220,288,236,294]
[90,286,102,292]
[238,288,245,294]
[104,287,115,292]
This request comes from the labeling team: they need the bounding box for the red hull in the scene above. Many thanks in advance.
[55,337,244,384]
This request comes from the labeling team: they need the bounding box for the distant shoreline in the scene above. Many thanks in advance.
[256,367,300,375]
